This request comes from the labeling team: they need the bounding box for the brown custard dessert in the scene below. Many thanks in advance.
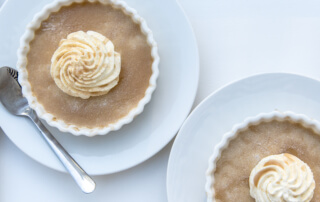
[25,2,153,129]
[213,120,320,202]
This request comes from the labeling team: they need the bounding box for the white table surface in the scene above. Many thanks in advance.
[2,0,320,201]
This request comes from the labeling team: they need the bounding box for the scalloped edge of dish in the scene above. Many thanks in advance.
[17,0,160,137]
[205,110,320,201]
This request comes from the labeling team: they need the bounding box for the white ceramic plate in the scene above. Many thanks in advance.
[0,0,199,175]
[167,73,320,202]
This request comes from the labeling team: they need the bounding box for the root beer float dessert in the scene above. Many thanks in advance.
[206,112,320,202]
[17,0,159,136]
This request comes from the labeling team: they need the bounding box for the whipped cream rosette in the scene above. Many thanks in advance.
[249,153,315,202]
[51,30,121,99]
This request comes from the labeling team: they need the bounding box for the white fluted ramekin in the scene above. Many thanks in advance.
[17,0,159,137]
[205,111,320,202]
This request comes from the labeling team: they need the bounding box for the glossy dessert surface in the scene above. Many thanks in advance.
[26,2,153,128]
[214,120,320,202]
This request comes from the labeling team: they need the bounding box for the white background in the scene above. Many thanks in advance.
[2,0,320,201]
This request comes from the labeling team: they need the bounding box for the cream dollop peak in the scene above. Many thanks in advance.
[249,153,315,202]
[51,30,121,99]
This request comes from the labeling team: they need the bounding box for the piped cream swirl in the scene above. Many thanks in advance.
[51,31,121,99]
[249,153,315,202]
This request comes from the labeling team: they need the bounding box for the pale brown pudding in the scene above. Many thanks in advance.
[214,120,320,202]
[26,2,153,128]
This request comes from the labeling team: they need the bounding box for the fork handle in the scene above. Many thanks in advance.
[27,109,95,193]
